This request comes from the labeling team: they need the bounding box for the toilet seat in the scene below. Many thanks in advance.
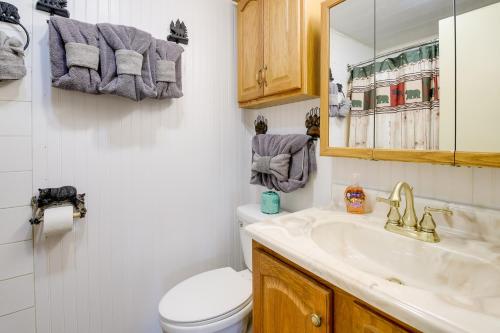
[159,267,252,330]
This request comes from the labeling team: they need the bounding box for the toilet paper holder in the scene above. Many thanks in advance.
[30,186,86,225]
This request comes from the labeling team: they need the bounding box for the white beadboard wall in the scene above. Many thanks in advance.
[0,0,36,332]
[241,99,500,212]
[30,1,243,333]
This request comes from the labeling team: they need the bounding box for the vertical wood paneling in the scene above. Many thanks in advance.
[32,1,242,333]
[0,206,32,245]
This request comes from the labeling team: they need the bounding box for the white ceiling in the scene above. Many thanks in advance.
[331,0,500,50]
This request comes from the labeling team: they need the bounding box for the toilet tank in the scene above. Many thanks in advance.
[237,204,289,272]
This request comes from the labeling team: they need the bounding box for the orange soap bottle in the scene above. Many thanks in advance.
[344,173,366,214]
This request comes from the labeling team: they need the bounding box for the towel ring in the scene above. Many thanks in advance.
[0,1,30,50]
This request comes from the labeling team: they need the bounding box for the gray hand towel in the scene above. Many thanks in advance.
[153,39,184,99]
[97,23,157,101]
[0,31,26,80]
[49,16,101,93]
[250,134,317,193]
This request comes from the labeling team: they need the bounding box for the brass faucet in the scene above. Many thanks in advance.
[377,182,452,243]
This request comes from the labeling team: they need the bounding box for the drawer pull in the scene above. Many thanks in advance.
[311,313,322,327]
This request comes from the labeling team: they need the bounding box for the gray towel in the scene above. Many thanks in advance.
[0,31,26,80]
[49,16,101,93]
[97,23,157,101]
[153,39,184,99]
[250,134,317,193]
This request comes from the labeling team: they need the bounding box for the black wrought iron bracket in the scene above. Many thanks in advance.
[0,1,30,50]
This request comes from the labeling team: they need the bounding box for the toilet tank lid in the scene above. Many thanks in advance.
[237,204,289,225]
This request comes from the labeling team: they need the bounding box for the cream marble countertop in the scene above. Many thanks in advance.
[246,207,500,333]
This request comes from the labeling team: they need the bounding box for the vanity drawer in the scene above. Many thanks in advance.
[352,302,410,333]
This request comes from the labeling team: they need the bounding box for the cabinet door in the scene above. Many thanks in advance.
[238,0,264,102]
[253,249,331,333]
[352,302,410,333]
[263,0,302,96]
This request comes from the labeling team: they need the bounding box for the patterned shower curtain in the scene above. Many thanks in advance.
[347,43,440,150]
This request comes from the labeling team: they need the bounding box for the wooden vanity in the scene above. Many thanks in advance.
[252,241,420,333]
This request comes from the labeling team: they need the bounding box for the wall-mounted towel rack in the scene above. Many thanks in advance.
[0,1,30,50]
[36,0,70,18]
[30,186,86,225]
[253,108,320,140]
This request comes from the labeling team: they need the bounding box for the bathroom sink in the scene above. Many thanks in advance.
[311,221,500,302]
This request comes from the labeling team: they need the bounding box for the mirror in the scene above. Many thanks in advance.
[455,1,500,157]
[328,0,374,149]
[323,0,500,167]
[374,0,455,152]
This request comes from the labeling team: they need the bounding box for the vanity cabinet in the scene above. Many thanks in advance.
[237,0,321,109]
[253,241,420,333]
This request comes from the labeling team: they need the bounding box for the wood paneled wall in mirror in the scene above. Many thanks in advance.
[454,0,500,167]
[321,0,455,165]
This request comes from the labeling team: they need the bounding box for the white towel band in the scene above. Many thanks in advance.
[65,42,99,71]
[115,49,143,76]
[156,60,176,82]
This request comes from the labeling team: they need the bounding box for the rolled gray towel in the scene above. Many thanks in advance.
[49,16,101,93]
[153,39,184,99]
[97,23,157,101]
[0,31,26,80]
[250,134,317,193]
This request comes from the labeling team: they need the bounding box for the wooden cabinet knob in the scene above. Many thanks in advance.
[311,314,322,327]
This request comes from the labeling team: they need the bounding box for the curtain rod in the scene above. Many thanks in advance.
[347,38,439,71]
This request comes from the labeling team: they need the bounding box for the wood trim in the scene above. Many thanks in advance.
[239,88,316,109]
[238,0,256,11]
[322,147,373,159]
[455,151,500,168]
[373,149,454,165]
[253,241,421,333]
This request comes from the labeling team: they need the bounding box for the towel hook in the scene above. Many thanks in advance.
[305,107,320,140]
[167,19,188,45]
[0,1,30,50]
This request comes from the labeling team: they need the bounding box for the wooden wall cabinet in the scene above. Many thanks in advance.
[253,242,420,333]
[237,0,322,109]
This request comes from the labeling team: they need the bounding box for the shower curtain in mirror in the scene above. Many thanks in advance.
[347,43,440,150]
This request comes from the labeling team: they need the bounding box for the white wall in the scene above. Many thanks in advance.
[329,30,373,147]
[242,100,500,213]
[0,0,36,331]
[25,1,242,333]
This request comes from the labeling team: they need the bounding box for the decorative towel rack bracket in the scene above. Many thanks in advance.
[254,115,268,135]
[0,1,30,50]
[36,0,70,18]
[167,19,188,45]
[305,107,320,140]
[30,186,86,225]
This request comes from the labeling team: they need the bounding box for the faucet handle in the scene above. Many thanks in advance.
[377,197,401,226]
[376,197,399,207]
[424,206,453,216]
[419,206,453,233]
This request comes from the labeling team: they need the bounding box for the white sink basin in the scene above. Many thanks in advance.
[311,220,500,314]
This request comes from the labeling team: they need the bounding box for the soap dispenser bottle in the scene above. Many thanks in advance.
[344,173,366,214]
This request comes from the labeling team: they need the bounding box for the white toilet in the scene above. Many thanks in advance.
[158,204,288,333]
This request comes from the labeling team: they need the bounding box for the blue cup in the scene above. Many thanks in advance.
[261,191,280,214]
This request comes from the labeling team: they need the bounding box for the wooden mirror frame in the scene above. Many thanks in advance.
[319,0,457,165]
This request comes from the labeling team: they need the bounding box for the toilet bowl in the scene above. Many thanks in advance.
[158,204,289,333]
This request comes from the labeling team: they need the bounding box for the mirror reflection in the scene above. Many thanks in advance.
[328,0,374,148]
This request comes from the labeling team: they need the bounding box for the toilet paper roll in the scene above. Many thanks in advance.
[42,205,74,237]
